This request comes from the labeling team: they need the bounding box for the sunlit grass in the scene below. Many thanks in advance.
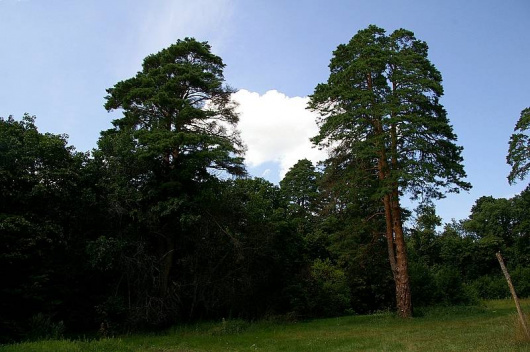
[2,299,529,352]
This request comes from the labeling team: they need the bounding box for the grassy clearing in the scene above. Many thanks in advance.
[2,300,529,352]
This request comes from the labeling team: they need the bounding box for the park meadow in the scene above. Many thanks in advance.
[2,299,529,352]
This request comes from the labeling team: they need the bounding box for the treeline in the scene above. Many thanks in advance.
[2,115,530,342]
[1,33,529,342]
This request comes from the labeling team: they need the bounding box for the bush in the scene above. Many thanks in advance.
[409,261,437,306]
[288,259,350,317]
[94,296,127,336]
[471,276,509,299]
[26,313,65,341]
[469,267,530,300]
[308,259,350,316]
[511,266,530,298]
[434,267,478,305]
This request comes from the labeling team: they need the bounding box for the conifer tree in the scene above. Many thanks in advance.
[309,25,470,317]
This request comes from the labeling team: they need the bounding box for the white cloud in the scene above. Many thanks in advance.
[233,89,327,180]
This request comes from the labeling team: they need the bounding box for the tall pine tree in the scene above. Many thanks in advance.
[98,38,245,324]
[309,25,470,317]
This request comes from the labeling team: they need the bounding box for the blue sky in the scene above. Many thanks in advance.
[1,0,529,224]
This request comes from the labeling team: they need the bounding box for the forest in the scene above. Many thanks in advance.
[1,26,529,343]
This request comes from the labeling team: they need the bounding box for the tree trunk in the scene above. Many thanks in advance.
[371,73,412,318]
[383,193,397,278]
[391,191,412,318]
[389,112,412,317]
[159,234,175,297]
[381,190,412,318]
[376,147,412,317]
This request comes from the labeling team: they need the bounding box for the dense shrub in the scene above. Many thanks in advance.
[511,266,530,298]
[434,267,478,305]
[309,259,350,316]
[471,276,509,299]
[288,259,350,317]
[26,313,65,341]
[409,261,437,306]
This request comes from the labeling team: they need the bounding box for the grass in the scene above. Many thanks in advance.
[1,299,529,352]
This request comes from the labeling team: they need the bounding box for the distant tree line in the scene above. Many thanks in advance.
[1,30,529,342]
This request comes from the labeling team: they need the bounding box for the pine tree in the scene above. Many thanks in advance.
[309,25,470,317]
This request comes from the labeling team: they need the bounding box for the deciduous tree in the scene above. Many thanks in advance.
[0,115,98,339]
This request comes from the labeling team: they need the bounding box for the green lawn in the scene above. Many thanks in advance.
[2,300,529,352]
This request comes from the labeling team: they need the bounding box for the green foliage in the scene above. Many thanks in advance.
[507,107,530,184]
[309,25,470,202]
[407,206,499,306]
[464,196,515,241]
[309,155,395,314]
[433,267,478,305]
[0,114,101,342]
[280,159,321,216]
[103,37,245,182]
[408,261,437,306]
[408,204,442,266]
[511,266,530,298]
[26,314,65,341]
[309,24,471,318]
[405,190,530,305]
[91,38,249,328]
[459,192,530,277]
[2,33,530,343]
[409,263,479,307]
[209,178,303,318]
[471,276,509,299]
[86,237,126,272]
[306,259,350,317]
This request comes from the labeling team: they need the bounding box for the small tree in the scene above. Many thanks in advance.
[309,25,470,317]
[280,159,321,216]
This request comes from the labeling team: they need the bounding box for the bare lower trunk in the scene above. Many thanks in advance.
[381,193,412,318]
[159,235,175,297]
[391,193,412,317]
[378,161,412,317]
[389,116,412,317]
[383,193,397,278]
[378,193,412,317]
